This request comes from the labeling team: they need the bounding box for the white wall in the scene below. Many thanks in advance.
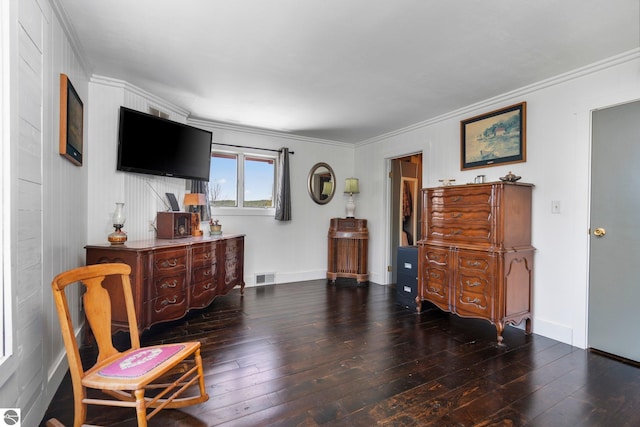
[2,1,637,422]
[87,78,355,286]
[0,0,89,425]
[356,49,640,349]
[87,76,192,246]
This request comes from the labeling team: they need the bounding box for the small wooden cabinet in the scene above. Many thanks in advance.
[418,182,534,344]
[327,218,369,284]
[86,234,245,333]
[156,211,193,238]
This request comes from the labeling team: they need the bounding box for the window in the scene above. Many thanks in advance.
[210,153,237,207]
[210,152,276,210]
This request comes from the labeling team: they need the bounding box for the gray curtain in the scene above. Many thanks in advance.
[275,147,291,221]
[190,180,211,222]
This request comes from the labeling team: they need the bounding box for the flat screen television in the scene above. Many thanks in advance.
[117,107,212,181]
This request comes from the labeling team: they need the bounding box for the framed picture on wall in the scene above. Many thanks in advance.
[461,102,526,170]
[59,74,84,166]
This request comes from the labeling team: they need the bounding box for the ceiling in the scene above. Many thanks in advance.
[56,0,639,143]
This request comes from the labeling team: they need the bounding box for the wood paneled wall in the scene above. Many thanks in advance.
[0,0,89,425]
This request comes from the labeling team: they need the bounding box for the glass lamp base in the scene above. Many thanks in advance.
[108,229,127,245]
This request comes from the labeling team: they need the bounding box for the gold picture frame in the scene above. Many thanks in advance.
[461,102,526,170]
[59,74,84,166]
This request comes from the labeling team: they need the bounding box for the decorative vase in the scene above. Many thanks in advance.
[108,202,127,245]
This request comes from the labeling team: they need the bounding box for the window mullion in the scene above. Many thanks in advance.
[237,154,245,207]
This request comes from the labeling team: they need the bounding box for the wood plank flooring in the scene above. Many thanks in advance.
[40,280,640,426]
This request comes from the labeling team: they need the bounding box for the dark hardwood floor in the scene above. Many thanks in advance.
[41,280,640,426]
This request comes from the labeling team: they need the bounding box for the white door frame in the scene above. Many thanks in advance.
[384,152,423,286]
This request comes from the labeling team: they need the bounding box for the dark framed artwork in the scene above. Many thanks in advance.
[59,74,84,166]
[461,102,526,170]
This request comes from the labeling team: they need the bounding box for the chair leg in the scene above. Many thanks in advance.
[73,388,87,427]
[134,388,148,427]
[195,348,207,398]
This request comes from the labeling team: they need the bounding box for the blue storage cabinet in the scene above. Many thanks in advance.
[396,246,418,308]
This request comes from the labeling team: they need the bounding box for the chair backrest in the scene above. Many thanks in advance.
[51,263,141,381]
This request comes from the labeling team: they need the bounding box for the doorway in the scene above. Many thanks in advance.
[588,100,640,363]
[389,154,422,284]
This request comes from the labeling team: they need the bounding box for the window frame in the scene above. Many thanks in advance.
[209,150,277,216]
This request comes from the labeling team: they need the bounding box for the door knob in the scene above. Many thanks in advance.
[593,227,606,237]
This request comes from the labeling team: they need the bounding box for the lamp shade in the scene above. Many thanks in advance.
[183,193,206,206]
[344,178,359,194]
[321,181,333,196]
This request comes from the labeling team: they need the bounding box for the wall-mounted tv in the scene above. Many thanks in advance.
[117,107,212,181]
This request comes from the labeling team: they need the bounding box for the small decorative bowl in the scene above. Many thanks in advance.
[499,171,521,182]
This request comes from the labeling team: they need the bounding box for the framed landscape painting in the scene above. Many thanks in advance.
[59,74,84,166]
[461,102,526,170]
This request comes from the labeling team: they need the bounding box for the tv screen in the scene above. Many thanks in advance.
[117,107,212,181]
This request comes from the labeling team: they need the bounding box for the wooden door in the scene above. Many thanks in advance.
[588,100,640,363]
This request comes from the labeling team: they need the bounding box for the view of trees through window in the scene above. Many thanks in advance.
[209,152,275,208]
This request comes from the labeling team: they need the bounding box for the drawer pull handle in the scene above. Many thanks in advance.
[429,272,441,279]
[161,259,178,268]
[451,230,462,235]
[203,282,213,290]
[160,280,178,289]
[465,297,481,304]
[451,213,463,218]
[204,253,211,259]
[466,280,481,288]
[203,270,211,276]
[161,297,177,306]
[452,196,462,202]
[466,261,481,267]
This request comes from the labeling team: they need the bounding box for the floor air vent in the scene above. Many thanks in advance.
[255,272,275,285]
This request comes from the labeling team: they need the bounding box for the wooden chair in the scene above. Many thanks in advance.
[50,263,209,427]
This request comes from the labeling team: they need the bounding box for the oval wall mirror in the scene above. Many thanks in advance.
[308,162,336,205]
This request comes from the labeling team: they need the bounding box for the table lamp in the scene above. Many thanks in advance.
[344,178,359,218]
[184,193,206,236]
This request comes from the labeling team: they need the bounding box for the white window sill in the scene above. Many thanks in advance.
[212,207,275,217]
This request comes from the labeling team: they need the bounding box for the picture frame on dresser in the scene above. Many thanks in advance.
[461,102,526,170]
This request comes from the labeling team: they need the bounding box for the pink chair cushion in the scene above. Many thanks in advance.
[98,344,185,378]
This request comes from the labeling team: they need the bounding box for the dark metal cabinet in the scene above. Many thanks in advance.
[396,246,418,307]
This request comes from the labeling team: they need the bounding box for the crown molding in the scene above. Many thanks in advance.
[90,75,190,117]
[90,75,351,148]
[49,0,92,77]
[359,48,640,147]
[187,117,353,148]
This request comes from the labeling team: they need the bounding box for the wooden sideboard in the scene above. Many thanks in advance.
[327,218,369,284]
[417,182,534,345]
[86,234,244,334]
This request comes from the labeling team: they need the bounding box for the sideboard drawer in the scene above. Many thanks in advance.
[152,248,188,274]
[192,242,216,265]
[147,291,188,325]
[150,273,187,299]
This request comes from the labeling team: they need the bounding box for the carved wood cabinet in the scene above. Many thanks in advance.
[327,218,369,284]
[417,182,534,344]
[86,234,245,333]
